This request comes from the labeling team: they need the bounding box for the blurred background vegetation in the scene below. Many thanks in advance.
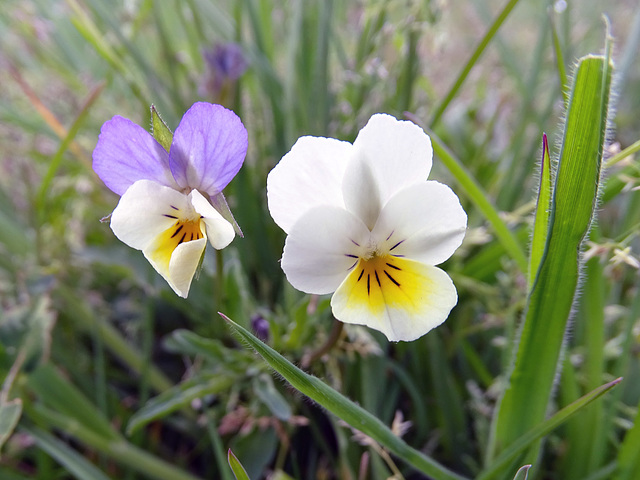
[1,0,639,479]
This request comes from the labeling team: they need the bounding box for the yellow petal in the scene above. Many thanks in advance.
[331,256,457,342]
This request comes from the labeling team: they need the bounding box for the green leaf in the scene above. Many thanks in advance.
[228,449,251,480]
[23,426,112,480]
[528,133,551,287]
[487,51,613,468]
[252,373,292,421]
[27,364,121,442]
[221,313,468,480]
[0,399,22,452]
[163,329,250,369]
[615,397,640,480]
[0,296,56,372]
[512,465,531,480]
[428,130,528,272]
[430,0,521,127]
[151,104,173,152]
[479,378,621,480]
[126,373,234,436]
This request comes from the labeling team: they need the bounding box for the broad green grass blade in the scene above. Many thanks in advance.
[23,426,112,480]
[228,449,251,480]
[221,314,469,480]
[427,129,528,271]
[487,53,613,469]
[528,133,552,287]
[478,378,621,480]
[126,374,234,435]
[0,399,22,452]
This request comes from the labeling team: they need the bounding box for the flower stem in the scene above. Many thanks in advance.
[302,318,344,368]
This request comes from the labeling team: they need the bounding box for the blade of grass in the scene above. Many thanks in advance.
[416,123,528,271]
[23,426,112,480]
[478,378,621,480]
[35,82,105,217]
[528,134,552,287]
[126,374,234,435]
[487,49,613,470]
[430,0,521,127]
[549,8,569,105]
[228,450,251,480]
[221,313,469,480]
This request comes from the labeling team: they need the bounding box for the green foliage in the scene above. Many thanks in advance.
[488,52,614,472]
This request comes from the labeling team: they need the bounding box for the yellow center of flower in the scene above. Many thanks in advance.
[148,216,205,271]
[344,254,429,314]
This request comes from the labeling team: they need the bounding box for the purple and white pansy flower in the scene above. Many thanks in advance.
[93,102,247,298]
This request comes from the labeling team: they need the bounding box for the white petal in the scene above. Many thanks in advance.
[341,156,382,230]
[372,181,467,265]
[351,114,432,206]
[331,258,457,342]
[267,136,353,233]
[190,189,235,249]
[110,180,191,250]
[281,206,371,295]
[147,238,206,298]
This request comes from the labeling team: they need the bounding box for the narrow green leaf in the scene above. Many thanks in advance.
[26,405,204,480]
[479,378,621,480]
[221,313,469,480]
[252,374,292,421]
[428,129,528,272]
[549,10,568,105]
[512,465,531,480]
[487,52,613,468]
[23,426,112,480]
[151,105,173,152]
[228,449,251,480]
[528,133,552,287]
[0,399,22,452]
[615,398,640,480]
[126,374,234,436]
[430,0,521,127]
[27,364,121,442]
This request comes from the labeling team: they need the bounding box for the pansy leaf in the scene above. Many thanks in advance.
[0,399,22,452]
[151,104,173,153]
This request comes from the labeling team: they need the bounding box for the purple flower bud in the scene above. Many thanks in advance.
[251,314,270,341]
[200,43,249,100]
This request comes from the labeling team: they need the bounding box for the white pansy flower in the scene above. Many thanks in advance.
[267,114,467,342]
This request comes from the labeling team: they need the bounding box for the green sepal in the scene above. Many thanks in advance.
[151,104,173,152]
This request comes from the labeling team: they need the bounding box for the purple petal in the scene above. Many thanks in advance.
[169,103,248,196]
[93,116,177,195]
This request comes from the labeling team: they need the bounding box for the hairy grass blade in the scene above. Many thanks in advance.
[221,313,469,480]
[487,51,613,471]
